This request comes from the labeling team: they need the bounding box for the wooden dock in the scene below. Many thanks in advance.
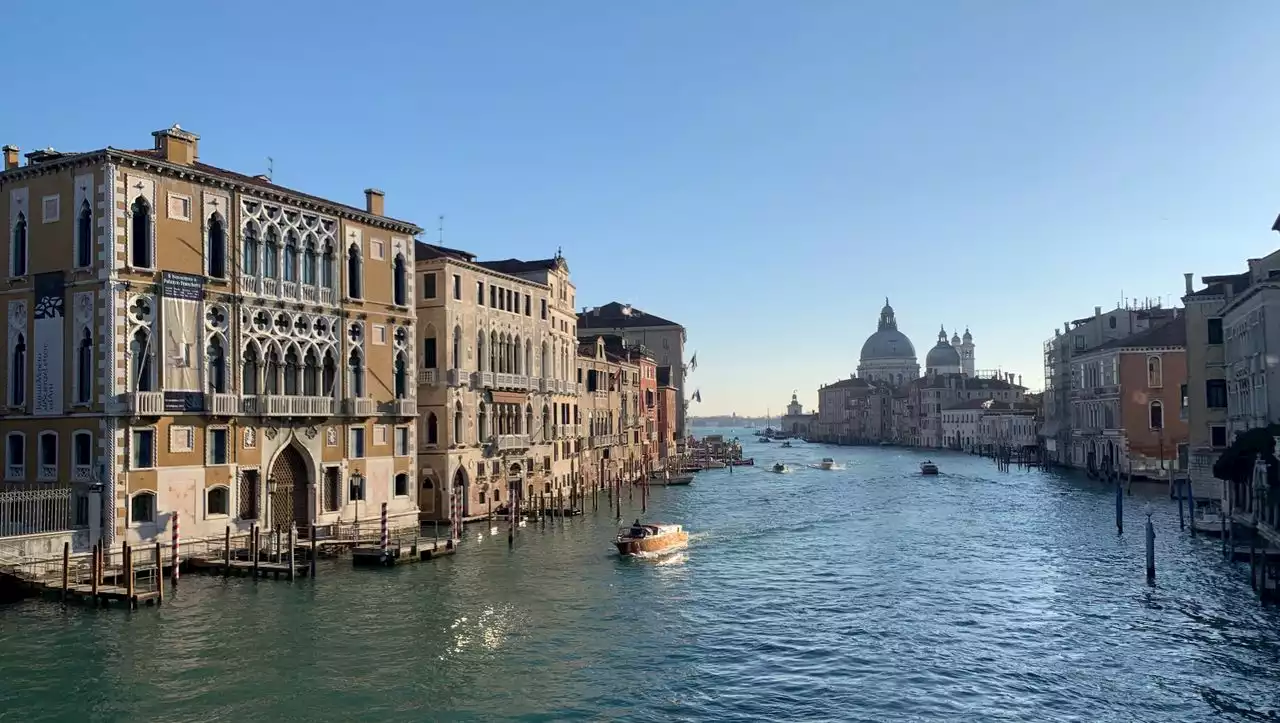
[352,539,457,567]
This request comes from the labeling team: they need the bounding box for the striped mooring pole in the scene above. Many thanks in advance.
[171,511,180,584]
[380,502,389,557]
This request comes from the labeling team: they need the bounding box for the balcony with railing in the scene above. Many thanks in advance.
[344,397,376,417]
[206,392,239,416]
[395,398,416,416]
[496,434,530,451]
[447,368,464,386]
[419,368,438,386]
[126,391,164,416]
[253,395,335,417]
[473,371,495,389]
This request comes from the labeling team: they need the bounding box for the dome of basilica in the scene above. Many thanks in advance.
[859,300,917,361]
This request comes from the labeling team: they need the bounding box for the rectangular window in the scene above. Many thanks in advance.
[42,195,60,223]
[1206,379,1228,409]
[5,434,23,480]
[73,432,92,469]
[490,285,498,308]
[37,433,57,480]
[1179,383,1188,420]
[1207,318,1224,345]
[541,299,548,320]
[350,428,366,458]
[524,294,531,316]
[423,273,437,299]
[395,426,410,456]
[374,424,388,446]
[208,428,229,465]
[166,194,191,221]
[1211,425,1228,448]
[452,274,462,300]
[323,466,340,512]
[373,325,387,345]
[477,280,485,304]
[395,473,408,497]
[131,429,155,469]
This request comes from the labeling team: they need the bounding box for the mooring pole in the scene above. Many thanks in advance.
[1145,504,1156,583]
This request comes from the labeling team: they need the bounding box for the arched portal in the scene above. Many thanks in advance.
[269,443,311,530]
[452,466,468,518]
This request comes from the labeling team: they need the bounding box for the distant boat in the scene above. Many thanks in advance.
[615,522,689,557]
[781,441,792,448]
[920,461,939,475]
[768,462,790,474]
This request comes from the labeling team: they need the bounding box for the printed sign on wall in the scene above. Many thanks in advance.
[32,272,65,415]
[161,272,205,393]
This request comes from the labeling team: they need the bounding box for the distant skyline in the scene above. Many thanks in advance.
[5,1,1280,415]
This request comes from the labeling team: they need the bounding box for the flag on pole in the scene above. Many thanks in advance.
[689,353,698,372]
[692,389,702,403]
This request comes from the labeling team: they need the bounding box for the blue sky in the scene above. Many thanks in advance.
[5,1,1280,415]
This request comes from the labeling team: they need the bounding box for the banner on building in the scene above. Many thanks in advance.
[161,272,204,393]
[32,272,65,415]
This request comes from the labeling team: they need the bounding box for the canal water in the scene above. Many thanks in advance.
[4,430,1280,722]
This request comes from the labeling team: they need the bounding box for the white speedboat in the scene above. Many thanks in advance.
[920,460,939,475]
[819,457,835,470]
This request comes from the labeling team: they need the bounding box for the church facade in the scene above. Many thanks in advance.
[778,391,818,438]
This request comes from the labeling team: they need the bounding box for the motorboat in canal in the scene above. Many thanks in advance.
[781,441,792,448]
[819,457,835,470]
[1191,504,1226,537]
[727,457,755,466]
[650,471,695,486]
[768,462,790,474]
[920,460,939,475]
[615,521,689,557]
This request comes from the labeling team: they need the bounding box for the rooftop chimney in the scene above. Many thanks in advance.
[2,145,18,170]
[364,188,385,216]
[1094,305,1102,316]
[151,124,199,165]
[1183,272,1194,295]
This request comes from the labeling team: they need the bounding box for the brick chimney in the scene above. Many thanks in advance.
[364,188,385,216]
[2,145,17,170]
[152,124,199,165]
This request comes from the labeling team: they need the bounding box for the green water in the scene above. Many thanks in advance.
[3,438,1280,722]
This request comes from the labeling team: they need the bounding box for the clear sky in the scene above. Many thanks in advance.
[5,1,1280,415]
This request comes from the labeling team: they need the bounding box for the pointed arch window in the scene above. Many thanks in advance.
[394,352,408,399]
[130,197,152,268]
[303,349,320,396]
[542,405,551,441]
[489,331,498,373]
[453,402,464,444]
[242,223,260,276]
[525,404,534,437]
[423,330,438,370]
[477,331,486,373]
[1147,355,1163,388]
[349,349,365,397]
[129,328,152,393]
[10,333,26,406]
[207,335,227,393]
[393,254,407,305]
[322,350,337,397]
[347,245,363,299]
[283,231,299,283]
[263,227,279,279]
[242,344,259,395]
[10,212,27,277]
[541,342,549,379]
[452,326,462,369]
[283,347,300,395]
[513,335,523,374]
[264,348,280,395]
[321,242,335,290]
[427,412,439,445]
[302,237,318,286]
[73,328,94,404]
[207,213,227,278]
[478,402,488,442]
[75,201,93,268]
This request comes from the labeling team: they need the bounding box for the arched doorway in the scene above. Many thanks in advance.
[452,467,468,518]
[269,444,310,531]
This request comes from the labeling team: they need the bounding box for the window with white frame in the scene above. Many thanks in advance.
[374,424,388,446]
[395,426,410,456]
[75,200,93,268]
[72,430,93,480]
[10,212,27,277]
[1147,355,1163,388]
[208,427,229,465]
[131,428,155,469]
[130,492,156,524]
[41,195,60,223]
[5,432,24,481]
[37,431,57,481]
[206,485,230,517]
[350,428,365,458]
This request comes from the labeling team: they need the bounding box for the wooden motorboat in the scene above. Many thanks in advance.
[1191,506,1226,537]
[727,457,755,466]
[615,521,689,556]
[819,457,835,470]
[920,460,939,475]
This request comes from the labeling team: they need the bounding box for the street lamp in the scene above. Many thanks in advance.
[266,476,277,531]
[349,471,365,538]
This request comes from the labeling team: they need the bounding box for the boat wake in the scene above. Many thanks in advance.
[806,463,845,470]
[624,542,690,560]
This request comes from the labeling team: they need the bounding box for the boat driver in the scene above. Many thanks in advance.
[630,519,646,537]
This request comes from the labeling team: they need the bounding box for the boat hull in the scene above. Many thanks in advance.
[615,530,689,556]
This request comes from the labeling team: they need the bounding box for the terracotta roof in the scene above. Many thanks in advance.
[1090,318,1186,351]
[579,302,680,329]
[121,149,421,233]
